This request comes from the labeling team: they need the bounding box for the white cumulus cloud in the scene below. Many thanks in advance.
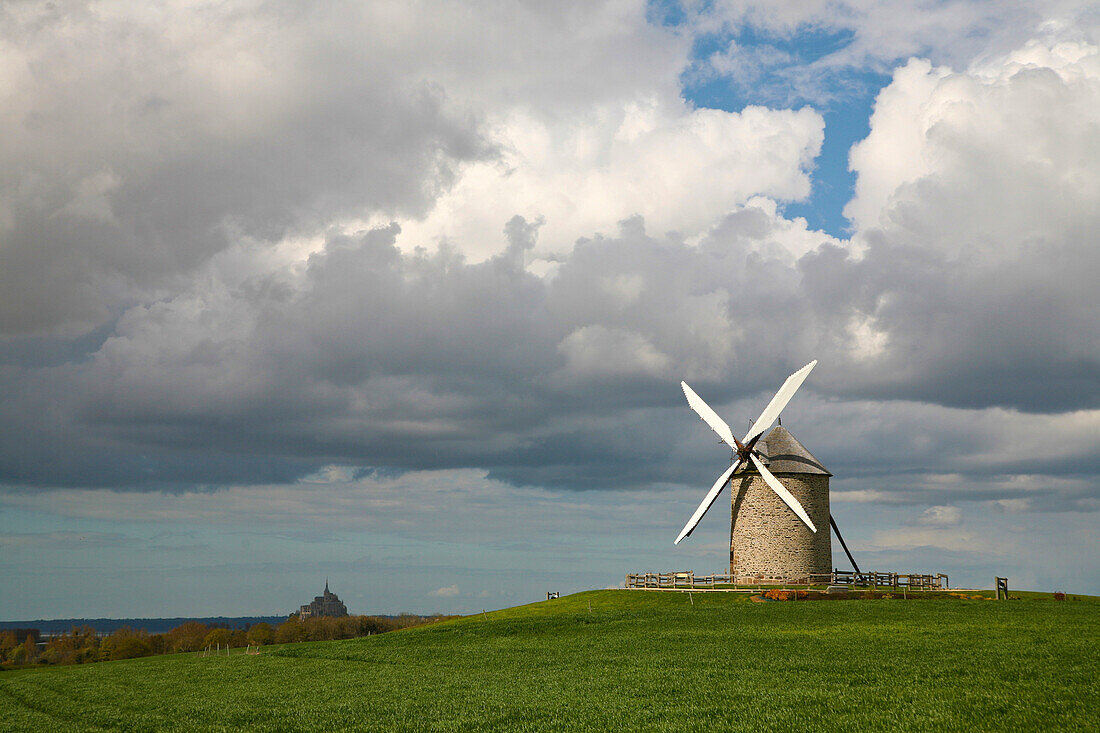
[429,584,460,598]
[918,505,963,527]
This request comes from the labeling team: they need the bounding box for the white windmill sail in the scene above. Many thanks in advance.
[676,360,819,543]
[749,453,816,532]
[743,360,816,444]
[681,381,737,450]
[674,461,741,545]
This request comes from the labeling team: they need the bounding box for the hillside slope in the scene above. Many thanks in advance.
[1,590,1097,731]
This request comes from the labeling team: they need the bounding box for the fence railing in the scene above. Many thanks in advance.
[624,571,948,591]
[624,572,737,589]
[830,571,948,590]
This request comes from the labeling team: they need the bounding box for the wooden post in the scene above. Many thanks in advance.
[995,576,1009,600]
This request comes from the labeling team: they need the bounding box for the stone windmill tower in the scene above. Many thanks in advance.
[729,424,831,581]
[676,361,836,582]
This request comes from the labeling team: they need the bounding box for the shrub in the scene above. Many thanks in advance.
[762,589,808,601]
[109,637,152,660]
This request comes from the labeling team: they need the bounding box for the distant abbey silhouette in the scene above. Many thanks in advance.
[298,579,349,619]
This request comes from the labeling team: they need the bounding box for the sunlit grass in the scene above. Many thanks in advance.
[2,590,1097,731]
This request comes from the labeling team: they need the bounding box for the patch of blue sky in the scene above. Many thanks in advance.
[780,93,880,238]
[648,1,892,237]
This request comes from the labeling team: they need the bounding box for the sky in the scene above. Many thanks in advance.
[1,0,1099,619]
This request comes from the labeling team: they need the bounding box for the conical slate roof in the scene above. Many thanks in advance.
[754,424,830,476]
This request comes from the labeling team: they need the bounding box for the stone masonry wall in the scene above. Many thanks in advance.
[730,473,831,580]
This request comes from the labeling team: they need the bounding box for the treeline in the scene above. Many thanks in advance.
[0,613,455,669]
[0,616,288,636]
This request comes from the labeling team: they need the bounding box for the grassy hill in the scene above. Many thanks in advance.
[2,590,1097,731]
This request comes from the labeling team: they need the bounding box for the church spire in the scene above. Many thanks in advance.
[325,577,330,594]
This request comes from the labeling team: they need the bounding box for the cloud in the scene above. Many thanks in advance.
[991,498,1032,514]
[3,4,1100,615]
[0,204,843,491]
[868,527,983,554]
[429,585,460,598]
[0,8,1096,543]
[388,103,824,260]
[0,1,505,336]
[688,1,1099,104]
[802,36,1100,412]
[917,505,962,527]
[0,531,132,549]
[0,0,709,337]
[0,467,681,546]
[0,0,827,495]
[555,325,672,381]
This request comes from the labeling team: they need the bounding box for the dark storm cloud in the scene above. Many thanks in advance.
[0,2,1097,524]
[0,213,810,490]
[2,195,1097,503]
[0,1,490,336]
[801,237,1100,412]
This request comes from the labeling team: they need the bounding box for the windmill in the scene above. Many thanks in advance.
[676,360,818,544]
[676,360,858,581]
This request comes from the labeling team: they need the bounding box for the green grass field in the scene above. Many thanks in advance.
[2,590,1097,731]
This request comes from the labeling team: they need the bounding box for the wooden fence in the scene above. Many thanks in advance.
[625,572,739,590]
[831,571,948,590]
[625,570,948,591]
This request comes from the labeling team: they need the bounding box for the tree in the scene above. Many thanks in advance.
[100,627,153,661]
[274,618,304,644]
[44,633,77,665]
[0,631,17,660]
[202,628,230,649]
[146,633,168,655]
[166,621,208,653]
[247,622,273,646]
[7,634,38,665]
[70,625,99,663]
